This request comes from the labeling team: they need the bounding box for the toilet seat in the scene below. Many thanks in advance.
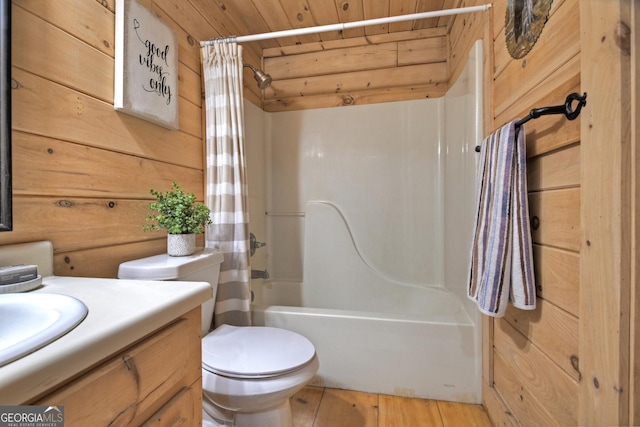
[202,325,316,379]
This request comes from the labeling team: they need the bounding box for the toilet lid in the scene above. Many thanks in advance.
[202,325,316,378]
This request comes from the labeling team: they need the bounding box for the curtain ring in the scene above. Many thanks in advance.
[206,35,236,45]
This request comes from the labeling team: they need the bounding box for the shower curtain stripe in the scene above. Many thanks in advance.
[211,212,250,224]
[201,41,252,328]
[209,153,244,166]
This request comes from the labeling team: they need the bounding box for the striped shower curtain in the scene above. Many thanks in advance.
[201,41,251,327]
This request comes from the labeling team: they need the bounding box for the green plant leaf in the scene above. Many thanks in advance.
[143,182,212,234]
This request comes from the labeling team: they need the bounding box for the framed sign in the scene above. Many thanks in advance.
[115,0,178,129]
[0,0,11,232]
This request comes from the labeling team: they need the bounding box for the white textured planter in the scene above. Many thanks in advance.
[167,233,196,256]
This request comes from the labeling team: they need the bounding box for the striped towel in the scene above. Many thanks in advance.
[468,120,536,317]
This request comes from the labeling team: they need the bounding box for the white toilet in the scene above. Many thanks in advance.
[118,249,319,427]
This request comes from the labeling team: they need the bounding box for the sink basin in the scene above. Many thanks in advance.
[0,293,88,367]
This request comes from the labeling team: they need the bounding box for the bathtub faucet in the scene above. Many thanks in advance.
[251,269,270,279]
[250,232,266,257]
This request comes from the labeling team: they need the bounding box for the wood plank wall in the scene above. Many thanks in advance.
[260,27,449,112]
[460,0,584,425]
[0,0,262,277]
[579,2,633,425]
[632,3,640,424]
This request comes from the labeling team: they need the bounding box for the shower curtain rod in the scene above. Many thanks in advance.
[200,4,492,46]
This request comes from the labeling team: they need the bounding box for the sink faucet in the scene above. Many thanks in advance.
[251,269,269,279]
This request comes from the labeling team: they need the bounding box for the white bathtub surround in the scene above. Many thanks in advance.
[244,103,269,277]
[267,101,443,286]
[247,41,484,403]
[201,41,252,327]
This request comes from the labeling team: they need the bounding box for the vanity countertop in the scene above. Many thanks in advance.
[0,275,211,404]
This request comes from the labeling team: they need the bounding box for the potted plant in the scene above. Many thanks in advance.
[143,181,212,256]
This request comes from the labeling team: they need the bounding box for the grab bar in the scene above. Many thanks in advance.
[265,211,305,217]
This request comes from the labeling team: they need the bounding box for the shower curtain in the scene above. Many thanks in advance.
[201,41,251,327]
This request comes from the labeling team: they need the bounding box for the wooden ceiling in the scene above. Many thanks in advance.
[193,0,463,50]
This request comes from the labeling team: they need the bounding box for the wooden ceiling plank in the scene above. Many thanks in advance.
[190,0,458,50]
[363,0,390,35]
[172,0,263,68]
[334,0,365,38]
[389,0,419,32]
[438,0,460,29]
[206,0,280,49]
[182,0,257,63]
[306,0,343,41]
[276,0,322,44]
[250,0,304,46]
[262,27,446,57]
[413,0,444,29]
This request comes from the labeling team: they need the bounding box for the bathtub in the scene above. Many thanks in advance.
[252,281,480,403]
[252,202,481,403]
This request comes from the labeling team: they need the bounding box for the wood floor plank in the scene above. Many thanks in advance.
[313,389,378,427]
[437,401,493,427]
[378,394,443,427]
[291,387,495,427]
[291,386,324,427]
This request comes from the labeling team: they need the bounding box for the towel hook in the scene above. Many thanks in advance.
[563,92,587,119]
[474,92,587,152]
[521,92,587,125]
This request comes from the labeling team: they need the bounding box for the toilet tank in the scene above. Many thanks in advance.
[118,249,224,335]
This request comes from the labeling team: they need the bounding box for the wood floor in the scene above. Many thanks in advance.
[291,386,493,427]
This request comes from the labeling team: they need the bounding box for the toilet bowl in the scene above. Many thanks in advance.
[118,249,319,427]
[202,325,319,426]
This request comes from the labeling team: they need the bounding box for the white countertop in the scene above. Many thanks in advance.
[0,275,211,404]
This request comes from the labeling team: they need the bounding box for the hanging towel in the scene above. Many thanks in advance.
[468,120,536,317]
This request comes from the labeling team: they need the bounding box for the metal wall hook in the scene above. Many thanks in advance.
[520,92,587,125]
[564,92,587,120]
[474,92,587,152]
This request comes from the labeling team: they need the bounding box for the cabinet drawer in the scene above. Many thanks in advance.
[142,383,202,427]
[35,308,201,426]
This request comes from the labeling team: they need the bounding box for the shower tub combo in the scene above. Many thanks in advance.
[250,41,484,403]
[253,203,480,403]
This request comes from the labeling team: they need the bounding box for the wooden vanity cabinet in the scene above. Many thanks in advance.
[31,307,203,427]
